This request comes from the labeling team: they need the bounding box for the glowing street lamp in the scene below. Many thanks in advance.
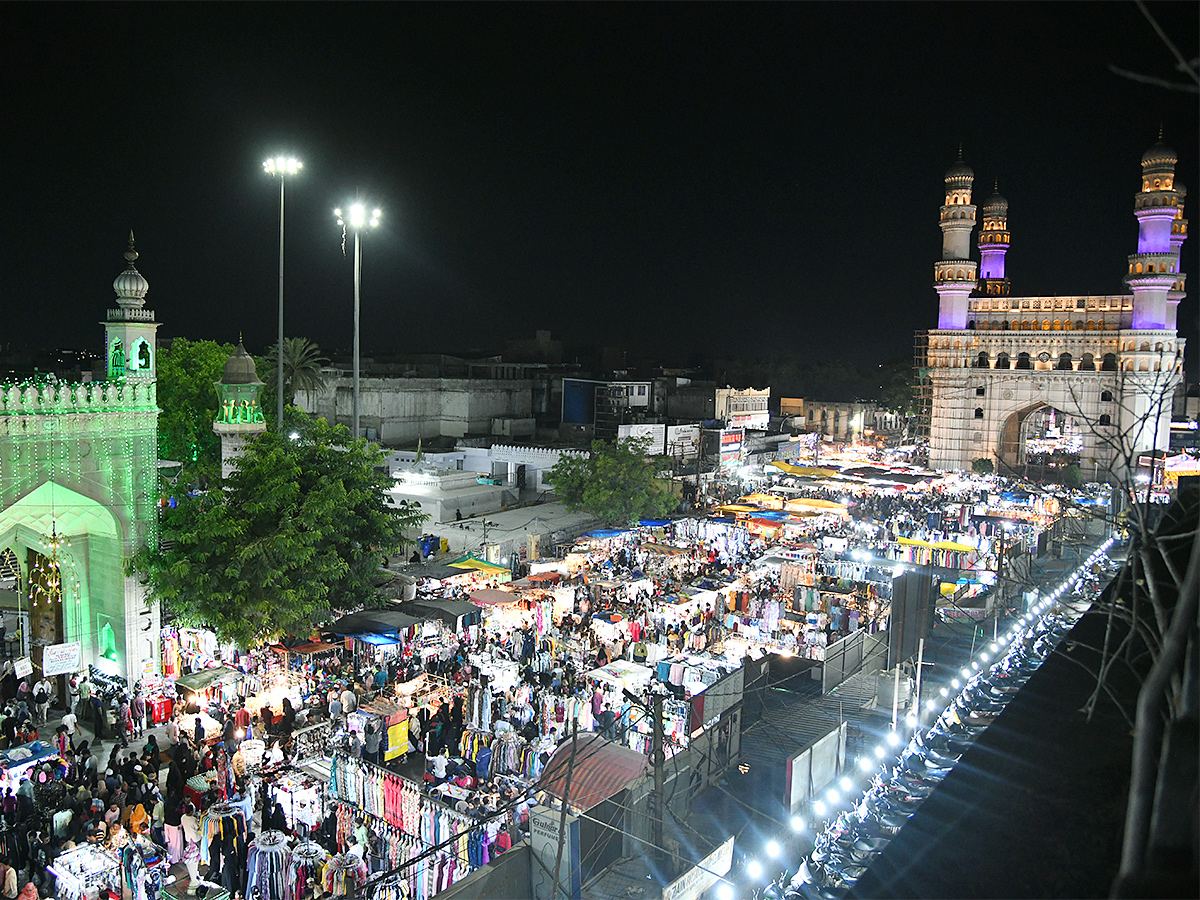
[263,155,302,428]
[335,201,381,438]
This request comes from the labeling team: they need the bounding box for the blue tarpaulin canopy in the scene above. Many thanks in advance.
[583,528,630,538]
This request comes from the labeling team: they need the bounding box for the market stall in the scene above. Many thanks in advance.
[49,843,122,900]
[174,666,241,715]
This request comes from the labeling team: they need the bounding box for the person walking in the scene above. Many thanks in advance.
[130,691,146,739]
[32,678,51,726]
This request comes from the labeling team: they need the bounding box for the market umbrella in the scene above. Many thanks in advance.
[527,572,561,583]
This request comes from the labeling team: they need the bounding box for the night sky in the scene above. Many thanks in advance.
[7,2,1198,372]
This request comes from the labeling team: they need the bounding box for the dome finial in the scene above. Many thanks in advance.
[239,331,244,345]
[1158,122,1164,141]
[957,142,963,160]
[125,230,138,265]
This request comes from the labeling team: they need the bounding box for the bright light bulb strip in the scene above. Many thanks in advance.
[779,538,1116,898]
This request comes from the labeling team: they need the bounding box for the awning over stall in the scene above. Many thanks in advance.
[174,666,239,696]
[540,732,649,813]
[469,588,519,606]
[328,609,425,638]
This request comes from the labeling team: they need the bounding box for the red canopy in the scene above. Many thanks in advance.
[539,733,648,812]
[527,572,561,583]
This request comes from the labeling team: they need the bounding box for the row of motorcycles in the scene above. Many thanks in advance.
[773,548,1114,899]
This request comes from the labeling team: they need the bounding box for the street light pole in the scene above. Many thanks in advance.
[335,201,380,440]
[264,156,302,429]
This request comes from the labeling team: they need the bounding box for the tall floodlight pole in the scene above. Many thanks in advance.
[335,201,381,439]
[264,155,302,428]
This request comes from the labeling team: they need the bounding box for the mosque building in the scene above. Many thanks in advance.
[0,236,162,689]
[923,137,1187,480]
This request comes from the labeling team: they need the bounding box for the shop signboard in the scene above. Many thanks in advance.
[719,429,743,466]
[729,411,770,430]
[530,806,581,900]
[661,837,734,900]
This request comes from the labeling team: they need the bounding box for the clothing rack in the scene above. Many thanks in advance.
[247,829,291,900]
[286,840,329,900]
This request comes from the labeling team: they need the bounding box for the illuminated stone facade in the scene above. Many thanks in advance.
[0,236,161,686]
[926,141,1187,478]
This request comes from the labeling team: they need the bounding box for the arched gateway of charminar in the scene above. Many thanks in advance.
[924,137,1187,480]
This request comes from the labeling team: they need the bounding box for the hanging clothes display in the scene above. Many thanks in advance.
[199,801,249,895]
[247,830,291,900]
[287,840,330,900]
[119,836,169,900]
[323,852,369,897]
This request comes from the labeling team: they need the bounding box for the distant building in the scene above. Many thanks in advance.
[714,386,770,429]
[923,139,1187,478]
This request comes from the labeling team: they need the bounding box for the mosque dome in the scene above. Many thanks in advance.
[112,233,149,307]
[221,342,264,386]
[1141,140,1177,167]
[945,151,974,182]
[982,190,1008,214]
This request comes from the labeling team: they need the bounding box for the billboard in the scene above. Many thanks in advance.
[618,423,667,454]
[666,424,700,459]
[729,411,770,430]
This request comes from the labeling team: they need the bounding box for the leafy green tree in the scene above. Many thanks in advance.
[972,457,995,475]
[259,337,329,408]
[156,338,236,470]
[548,436,679,526]
[130,409,426,647]
[1061,463,1083,488]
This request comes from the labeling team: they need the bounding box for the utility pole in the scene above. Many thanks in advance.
[652,690,665,871]
[552,720,579,900]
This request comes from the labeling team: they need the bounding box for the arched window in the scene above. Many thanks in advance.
[1042,320,1051,331]
[1016,352,1032,370]
[967,320,975,330]
[1079,353,1095,371]
[1099,414,1112,426]
[956,269,965,280]
[1056,352,1072,370]
[1101,353,1118,371]
[1020,320,1031,330]
[1140,341,1151,351]
[1135,262,1143,273]
[973,408,984,419]
[1031,320,1041,330]
[133,338,151,372]
[110,339,125,378]
[1002,320,1011,330]
[975,351,990,368]
[995,352,1011,369]
[1052,320,1062,331]
[1086,319,1097,330]
[1155,342,1164,351]
[1100,390,1113,401]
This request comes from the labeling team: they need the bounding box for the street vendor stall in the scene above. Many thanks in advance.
[50,842,123,900]
[174,665,240,713]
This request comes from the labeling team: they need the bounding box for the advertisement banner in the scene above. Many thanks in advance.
[719,429,743,466]
[618,423,666,454]
[41,641,82,677]
[662,837,735,900]
[14,657,33,679]
[666,424,700,459]
[530,807,581,900]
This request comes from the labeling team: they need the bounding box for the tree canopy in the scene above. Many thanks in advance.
[156,337,236,472]
[547,436,679,526]
[259,337,328,408]
[131,409,426,648]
